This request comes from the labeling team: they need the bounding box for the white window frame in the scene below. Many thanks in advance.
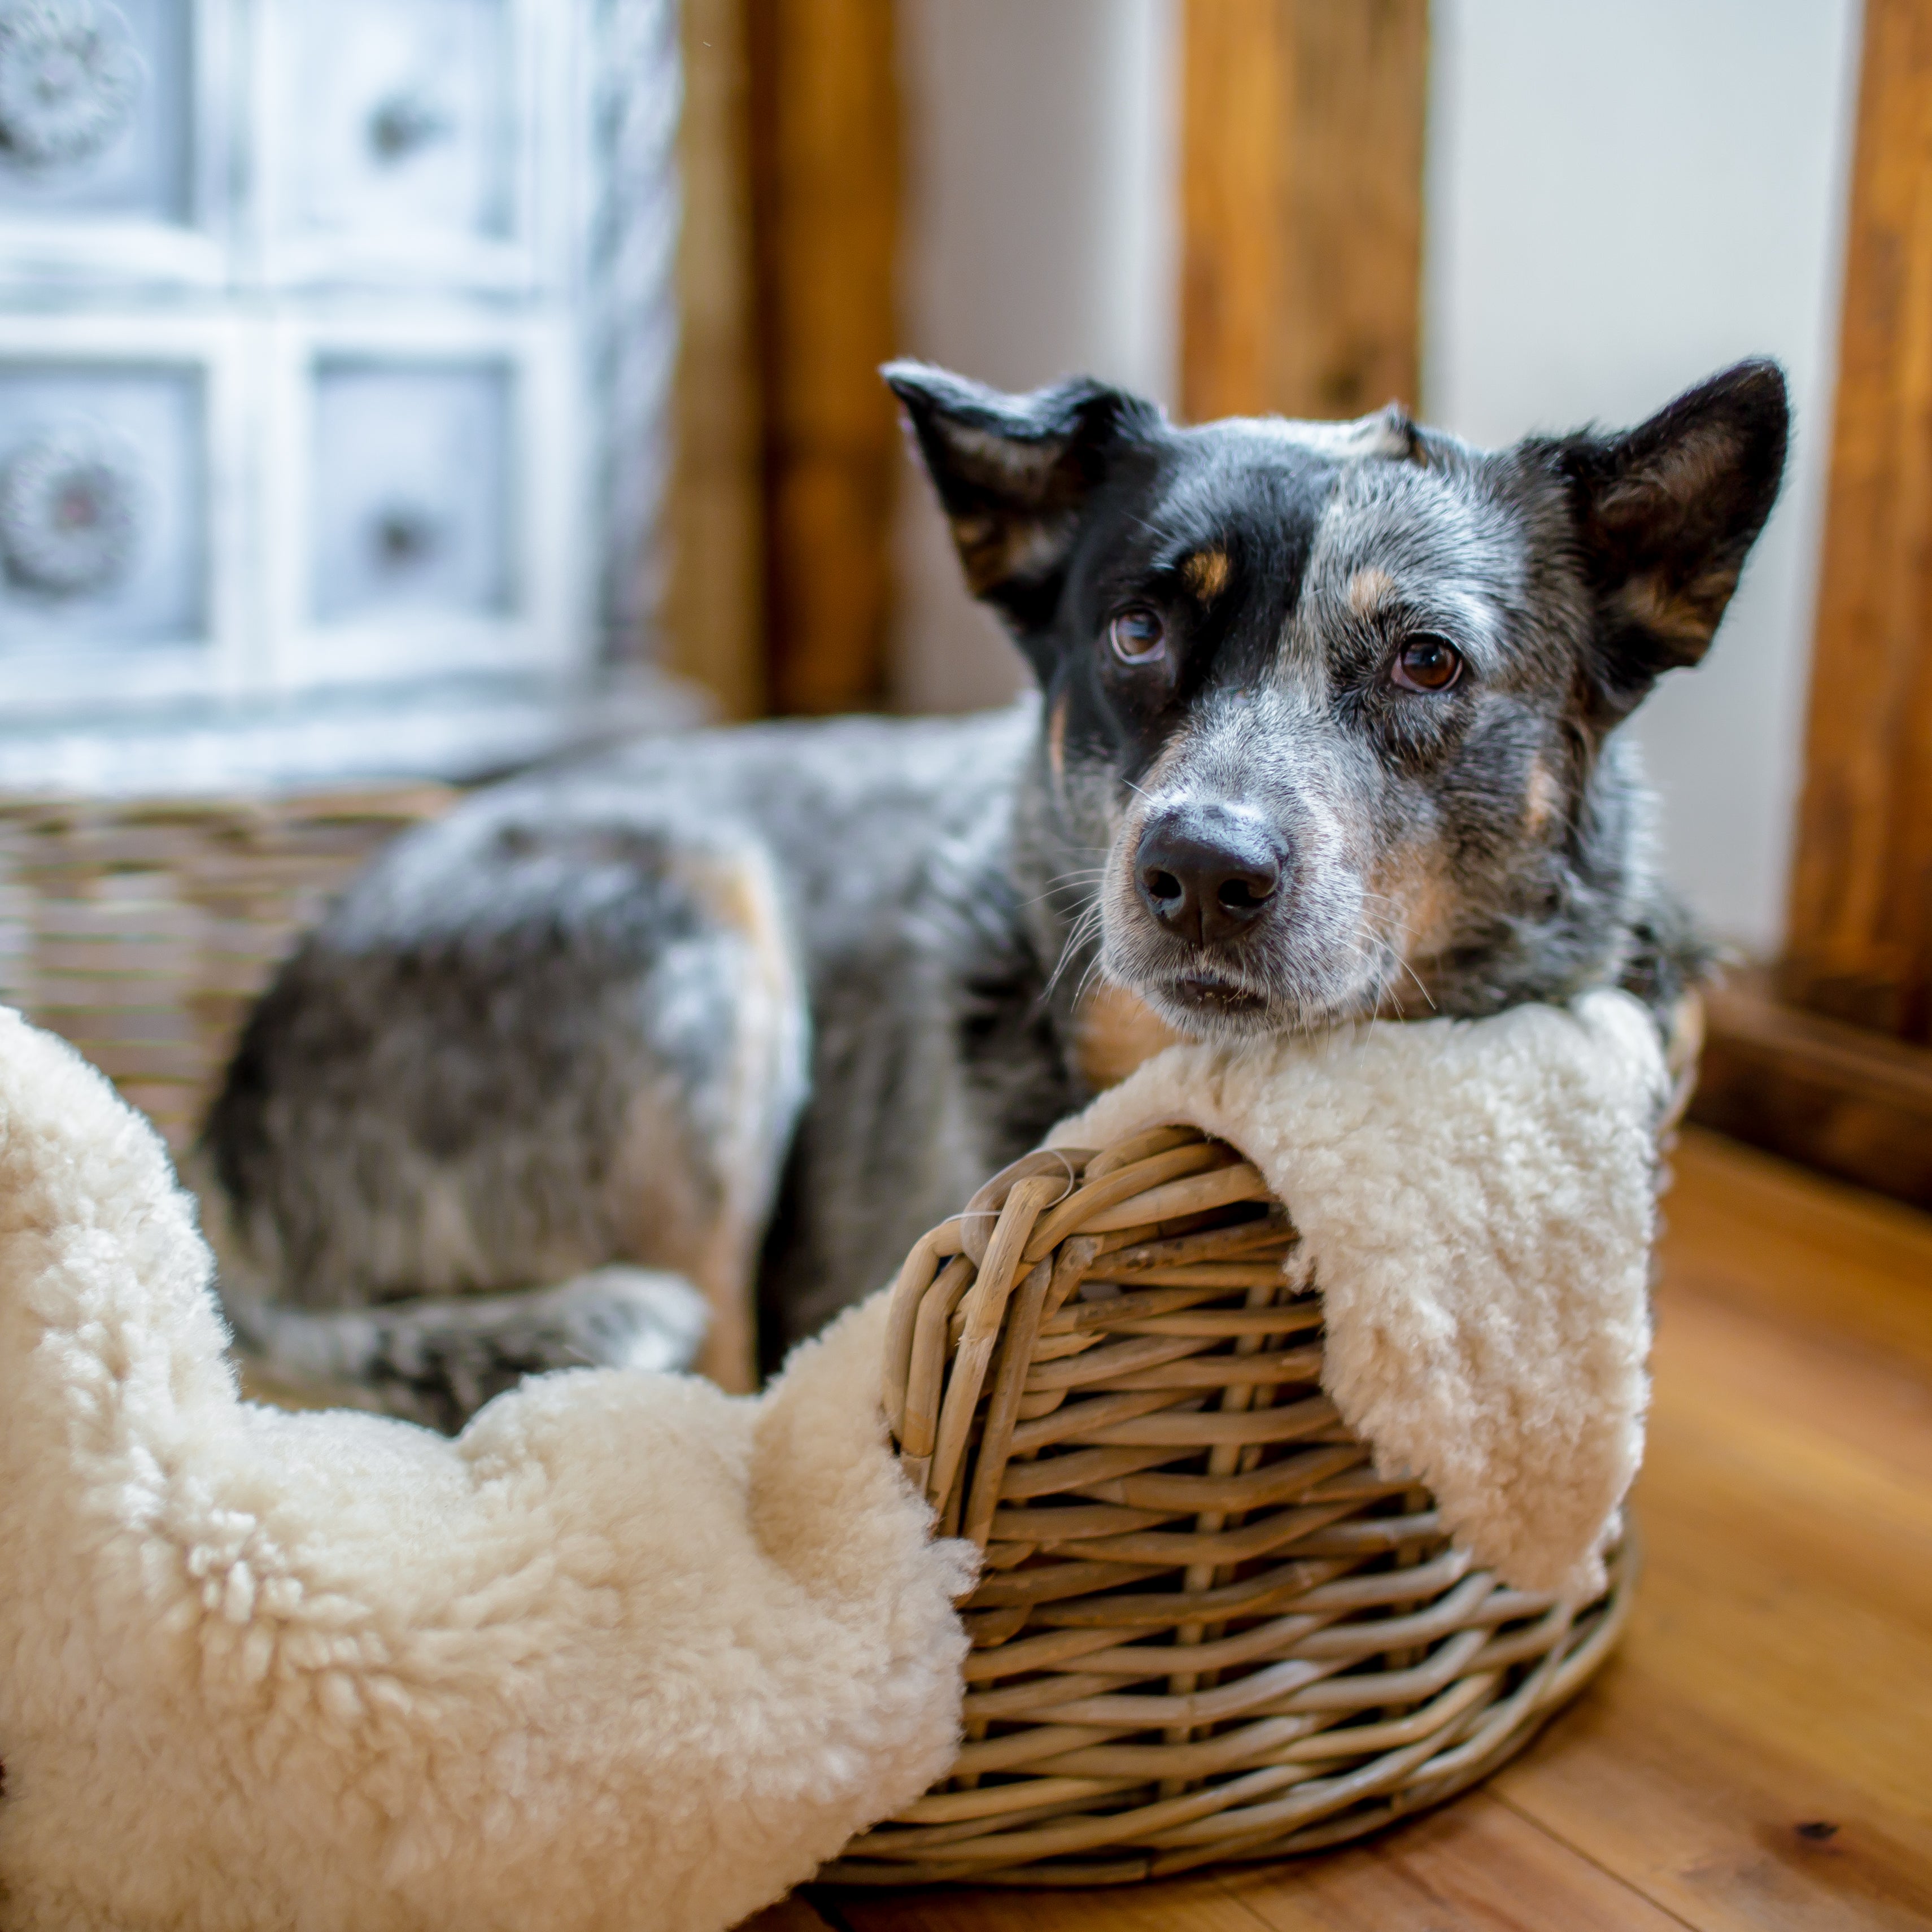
[0,308,254,713]
[0,0,236,293]
[250,0,575,296]
[259,307,585,696]
[0,0,666,773]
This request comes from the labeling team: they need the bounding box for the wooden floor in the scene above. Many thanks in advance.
[753,1128,1932,1932]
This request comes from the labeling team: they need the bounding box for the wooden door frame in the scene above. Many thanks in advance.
[665,0,900,722]
[1180,0,1429,424]
[1691,0,1932,1208]
[666,0,1432,725]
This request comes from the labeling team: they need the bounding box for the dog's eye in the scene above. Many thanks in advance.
[1109,606,1167,665]
[1390,633,1463,692]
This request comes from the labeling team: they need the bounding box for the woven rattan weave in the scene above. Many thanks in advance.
[0,788,454,1149]
[833,1125,1636,1886]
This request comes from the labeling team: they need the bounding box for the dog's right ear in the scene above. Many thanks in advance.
[885,361,1159,637]
[1551,359,1789,727]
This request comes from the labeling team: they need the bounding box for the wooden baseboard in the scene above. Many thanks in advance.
[1690,968,1932,1211]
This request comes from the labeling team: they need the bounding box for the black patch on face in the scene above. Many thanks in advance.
[1050,434,1343,786]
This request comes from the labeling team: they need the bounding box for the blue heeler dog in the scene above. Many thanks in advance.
[195,358,1788,1427]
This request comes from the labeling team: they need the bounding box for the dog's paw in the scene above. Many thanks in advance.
[226,1267,710,1432]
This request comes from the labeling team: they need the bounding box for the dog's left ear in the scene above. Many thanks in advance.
[885,361,1159,642]
[1554,359,1788,724]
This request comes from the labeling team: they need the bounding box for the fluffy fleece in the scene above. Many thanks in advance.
[0,1009,971,1932]
[0,992,1665,1926]
[1050,990,1670,1598]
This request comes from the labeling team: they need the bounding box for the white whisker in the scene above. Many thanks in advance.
[1043,897,1106,999]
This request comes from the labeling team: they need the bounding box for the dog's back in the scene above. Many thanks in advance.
[199,709,1062,1413]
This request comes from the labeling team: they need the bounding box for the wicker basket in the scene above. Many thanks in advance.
[0,787,1648,1878]
[0,788,455,1150]
[831,1124,1637,1886]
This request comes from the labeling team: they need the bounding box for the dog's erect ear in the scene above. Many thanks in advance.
[885,361,1160,638]
[1553,359,1788,725]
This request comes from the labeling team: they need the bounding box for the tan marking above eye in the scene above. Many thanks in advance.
[1347,567,1395,618]
[1182,548,1232,599]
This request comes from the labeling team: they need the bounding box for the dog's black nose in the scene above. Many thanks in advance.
[1135,806,1284,945]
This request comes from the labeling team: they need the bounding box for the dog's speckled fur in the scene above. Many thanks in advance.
[200,360,1786,1423]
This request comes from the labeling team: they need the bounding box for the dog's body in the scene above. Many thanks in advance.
[200,361,1787,1425]
[203,709,1068,1410]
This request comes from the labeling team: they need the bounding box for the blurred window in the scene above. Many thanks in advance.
[0,0,681,786]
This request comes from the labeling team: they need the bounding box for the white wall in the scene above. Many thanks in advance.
[890,0,1179,714]
[1424,0,1863,952]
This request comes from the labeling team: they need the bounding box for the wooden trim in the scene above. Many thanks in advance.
[745,0,901,716]
[1783,0,1932,1041]
[664,0,765,721]
[1691,969,1932,1211]
[1180,0,1428,423]
[1728,0,1932,1203]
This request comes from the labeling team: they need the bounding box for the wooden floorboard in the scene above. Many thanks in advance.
[756,1128,1932,1932]
[1213,1793,1689,1931]
[823,1876,1269,1932]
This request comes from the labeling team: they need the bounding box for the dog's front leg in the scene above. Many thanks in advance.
[603,841,809,1392]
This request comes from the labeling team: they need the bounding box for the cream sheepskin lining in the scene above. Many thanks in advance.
[1051,989,1669,1599]
[0,994,1665,1929]
[0,1011,971,1932]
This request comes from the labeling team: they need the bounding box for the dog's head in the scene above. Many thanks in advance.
[888,359,1787,1042]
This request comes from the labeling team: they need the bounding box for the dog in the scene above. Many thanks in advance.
[195,357,1787,1428]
